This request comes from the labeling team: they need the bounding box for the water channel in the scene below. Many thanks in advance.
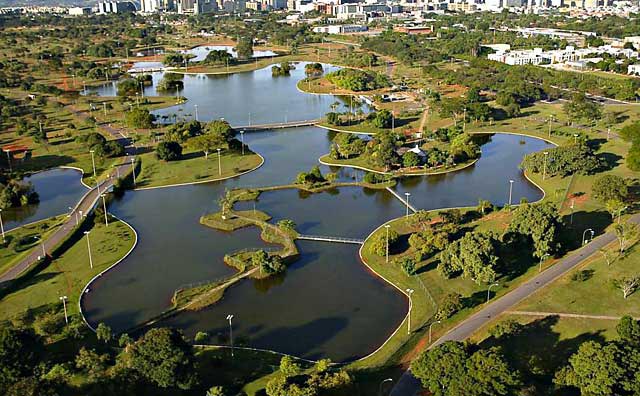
[81,64,552,361]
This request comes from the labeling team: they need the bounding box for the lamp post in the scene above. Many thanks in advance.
[582,228,594,246]
[59,296,68,324]
[463,107,467,132]
[404,192,411,218]
[240,130,245,156]
[84,231,93,269]
[508,179,514,208]
[384,224,391,264]
[542,151,549,180]
[429,320,441,344]
[570,199,575,225]
[406,288,414,335]
[101,194,108,226]
[573,133,579,144]
[194,104,198,121]
[378,378,393,396]
[130,158,136,187]
[487,283,499,304]
[539,253,550,273]
[217,148,222,176]
[0,209,5,243]
[90,149,97,180]
[226,314,234,358]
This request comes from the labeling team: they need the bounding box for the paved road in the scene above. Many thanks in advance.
[390,213,640,396]
[0,105,136,286]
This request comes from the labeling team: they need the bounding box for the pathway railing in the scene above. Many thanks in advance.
[297,234,364,244]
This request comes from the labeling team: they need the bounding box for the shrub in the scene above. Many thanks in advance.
[435,292,463,321]
[156,141,182,161]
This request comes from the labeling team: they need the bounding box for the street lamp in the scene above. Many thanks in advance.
[539,253,550,272]
[404,192,411,218]
[90,149,97,180]
[384,224,391,264]
[101,194,108,227]
[217,148,222,176]
[59,296,68,324]
[194,104,198,121]
[0,209,5,244]
[226,314,234,357]
[508,180,514,208]
[84,231,93,269]
[582,228,594,246]
[487,283,499,304]
[378,378,393,396]
[130,158,136,187]
[240,130,245,156]
[406,288,414,335]
[573,133,579,144]
[429,320,441,344]
[542,151,549,180]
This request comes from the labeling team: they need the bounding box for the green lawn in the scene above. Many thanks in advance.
[0,215,65,276]
[135,148,263,189]
[0,218,136,321]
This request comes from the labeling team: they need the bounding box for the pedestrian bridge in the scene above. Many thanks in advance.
[233,119,320,132]
[297,234,365,245]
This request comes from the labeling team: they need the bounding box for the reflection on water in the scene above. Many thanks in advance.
[4,168,87,231]
[180,45,277,62]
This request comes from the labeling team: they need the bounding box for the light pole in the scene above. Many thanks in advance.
[226,314,234,357]
[570,199,575,225]
[573,133,579,144]
[463,107,467,132]
[508,180,514,208]
[385,224,391,264]
[539,253,550,272]
[378,378,393,396]
[194,104,198,121]
[130,158,136,187]
[0,209,5,244]
[59,296,68,324]
[404,192,411,217]
[429,320,441,344]
[101,194,108,226]
[487,283,499,304]
[582,228,594,245]
[90,149,97,180]
[542,151,549,180]
[217,148,222,176]
[240,130,245,156]
[84,231,93,269]
[406,288,414,335]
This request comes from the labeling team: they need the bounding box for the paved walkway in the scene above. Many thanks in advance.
[506,310,637,321]
[390,213,640,396]
[0,105,136,286]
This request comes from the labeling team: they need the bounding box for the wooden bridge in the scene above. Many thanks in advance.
[297,234,365,245]
[233,119,320,132]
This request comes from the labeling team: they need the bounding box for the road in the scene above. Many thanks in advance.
[0,105,136,286]
[390,213,640,396]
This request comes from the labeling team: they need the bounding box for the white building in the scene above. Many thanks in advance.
[629,64,640,75]
[312,25,368,34]
[68,6,91,15]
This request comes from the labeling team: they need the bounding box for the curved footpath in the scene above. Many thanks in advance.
[389,213,640,396]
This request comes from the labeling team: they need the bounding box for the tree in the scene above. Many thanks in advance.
[563,92,603,124]
[411,341,468,395]
[616,315,640,345]
[554,341,625,395]
[205,120,235,142]
[125,107,155,129]
[605,199,627,222]
[75,347,109,381]
[372,109,392,128]
[614,222,638,253]
[190,133,223,159]
[116,79,139,96]
[435,293,463,321]
[371,228,399,257]
[439,231,498,284]
[613,276,639,299]
[206,386,226,396]
[477,199,493,215]
[592,175,628,204]
[508,203,560,259]
[279,356,301,377]
[95,323,112,344]
[403,151,420,168]
[0,326,40,391]
[156,141,182,161]
[398,257,416,275]
[128,328,198,389]
[235,37,253,60]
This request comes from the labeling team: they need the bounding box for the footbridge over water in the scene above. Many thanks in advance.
[233,119,320,132]
[297,234,365,245]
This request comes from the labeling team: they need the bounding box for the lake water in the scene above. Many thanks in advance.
[4,168,87,231]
